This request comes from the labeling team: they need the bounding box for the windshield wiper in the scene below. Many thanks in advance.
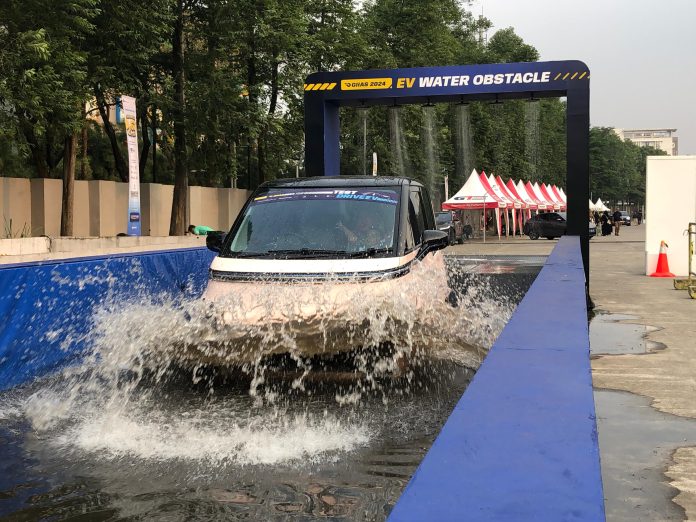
[230,251,276,258]
[266,248,351,258]
[345,248,393,258]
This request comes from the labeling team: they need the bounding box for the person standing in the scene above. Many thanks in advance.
[637,210,643,225]
[612,209,622,236]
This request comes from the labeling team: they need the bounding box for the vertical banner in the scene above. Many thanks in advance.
[122,95,141,235]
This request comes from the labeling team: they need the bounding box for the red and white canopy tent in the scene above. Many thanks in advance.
[513,180,538,216]
[444,172,572,238]
[524,181,548,211]
[542,183,566,211]
[482,172,516,237]
[442,169,506,239]
[533,182,558,210]
[551,185,567,210]
[494,174,527,235]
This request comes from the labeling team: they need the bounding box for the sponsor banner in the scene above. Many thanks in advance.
[304,62,590,96]
[341,78,393,91]
[122,95,141,235]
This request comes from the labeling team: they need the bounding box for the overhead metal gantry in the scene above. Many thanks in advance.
[303,60,591,284]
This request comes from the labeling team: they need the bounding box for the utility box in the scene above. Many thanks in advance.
[645,156,696,276]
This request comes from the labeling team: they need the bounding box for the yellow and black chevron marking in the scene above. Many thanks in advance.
[553,71,590,81]
[303,82,337,91]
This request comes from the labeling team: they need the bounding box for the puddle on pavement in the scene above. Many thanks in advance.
[591,311,696,520]
[590,312,663,356]
[595,390,696,521]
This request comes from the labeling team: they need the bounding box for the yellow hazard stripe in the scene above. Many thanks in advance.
[578,71,587,79]
[554,73,562,81]
[571,72,578,80]
[304,82,337,92]
[562,72,570,80]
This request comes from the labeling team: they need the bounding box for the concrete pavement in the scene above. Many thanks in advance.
[590,224,696,520]
[448,224,696,520]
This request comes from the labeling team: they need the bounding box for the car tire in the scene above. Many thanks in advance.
[546,236,555,240]
[528,230,539,240]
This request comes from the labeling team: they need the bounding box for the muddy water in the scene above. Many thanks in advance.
[0,364,473,520]
[0,255,541,521]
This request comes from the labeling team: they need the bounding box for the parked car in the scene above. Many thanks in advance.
[619,211,631,226]
[197,176,451,366]
[436,211,464,245]
[524,212,567,240]
[524,212,596,240]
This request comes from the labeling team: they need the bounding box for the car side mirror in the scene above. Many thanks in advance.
[421,229,449,253]
[206,231,226,253]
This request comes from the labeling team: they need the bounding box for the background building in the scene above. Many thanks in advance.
[614,128,678,155]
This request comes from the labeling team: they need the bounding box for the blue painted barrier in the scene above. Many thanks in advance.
[0,247,215,390]
[388,237,605,521]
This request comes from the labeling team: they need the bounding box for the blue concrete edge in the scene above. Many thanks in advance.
[388,236,605,521]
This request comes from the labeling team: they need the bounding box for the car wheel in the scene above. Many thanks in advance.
[546,236,555,240]
[528,230,539,240]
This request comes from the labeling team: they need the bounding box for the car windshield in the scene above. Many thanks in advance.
[436,212,452,224]
[225,187,399,257]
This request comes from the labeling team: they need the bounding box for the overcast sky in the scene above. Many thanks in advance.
[470,0,696,154]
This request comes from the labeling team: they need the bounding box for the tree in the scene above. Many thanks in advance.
[0,0,97,235]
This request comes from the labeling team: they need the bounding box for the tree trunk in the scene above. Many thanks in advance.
[94,85,128,182]
[138,102,151,179]
[61,133,78,236]
[169,0,188,236]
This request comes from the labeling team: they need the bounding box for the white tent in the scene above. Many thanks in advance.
[442,169,505,239]
[594,198,610,212]
[589,199,597,211]
[534,182,559,210]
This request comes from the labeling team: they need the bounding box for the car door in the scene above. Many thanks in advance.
[548,212,566,236]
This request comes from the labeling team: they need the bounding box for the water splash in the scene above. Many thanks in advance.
[525,100,540,180]
[389,106,410,177]
[18,252,512,468]
[453,103,475,187]
[422,105,440,206]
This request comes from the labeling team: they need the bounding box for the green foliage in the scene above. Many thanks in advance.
[590,127,665,206]
[0,0,647,212]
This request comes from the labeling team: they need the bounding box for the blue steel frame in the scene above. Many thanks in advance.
[304,60,590,283]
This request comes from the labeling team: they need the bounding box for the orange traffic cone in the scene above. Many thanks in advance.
[650,240,675,278]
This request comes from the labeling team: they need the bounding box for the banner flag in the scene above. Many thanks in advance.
[122,95,141,235]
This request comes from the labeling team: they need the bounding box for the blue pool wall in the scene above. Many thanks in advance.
[0,247,215,390]
[388,236,605,521]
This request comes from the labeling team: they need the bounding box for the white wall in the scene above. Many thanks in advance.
[645,156,696,276]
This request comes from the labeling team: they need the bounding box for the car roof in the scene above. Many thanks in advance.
[260,176,421,189]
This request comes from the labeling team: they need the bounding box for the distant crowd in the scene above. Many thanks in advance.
[593,209,642,237]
